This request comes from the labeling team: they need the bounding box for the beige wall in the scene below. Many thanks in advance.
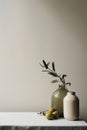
[0,0,87,120]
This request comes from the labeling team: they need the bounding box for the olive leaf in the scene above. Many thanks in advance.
[48,72,57,77]
[47,62,50,67]
[52,62,55,71]
[42,60,48,69]
[62,74,67,79]
[51,80,58,83]
[66,82,71,86]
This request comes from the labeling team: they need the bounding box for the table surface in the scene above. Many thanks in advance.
[0,112,86,127]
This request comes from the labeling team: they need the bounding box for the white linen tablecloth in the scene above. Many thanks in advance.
[0,112,86,130]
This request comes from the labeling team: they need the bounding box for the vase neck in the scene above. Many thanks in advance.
[59,85,65,88]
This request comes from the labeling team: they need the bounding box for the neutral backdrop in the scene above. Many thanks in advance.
[0,0,87,120]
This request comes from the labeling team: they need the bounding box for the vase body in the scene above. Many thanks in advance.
[63,91,79,121]
[51,85,68,116]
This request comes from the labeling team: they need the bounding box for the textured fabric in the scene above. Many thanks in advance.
[0,112,86,130]
[0,126,87,130]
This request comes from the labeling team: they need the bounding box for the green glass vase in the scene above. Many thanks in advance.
[51,85,68,116]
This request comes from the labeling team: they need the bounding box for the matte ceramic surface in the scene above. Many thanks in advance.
[63,91,79,121]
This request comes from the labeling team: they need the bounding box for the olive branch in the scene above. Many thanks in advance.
[40,60,71,87]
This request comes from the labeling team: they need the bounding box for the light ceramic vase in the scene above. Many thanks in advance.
[51,85,68,116]
[63,91,79,121]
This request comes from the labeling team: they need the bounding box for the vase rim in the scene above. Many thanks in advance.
[68,91,75,95]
